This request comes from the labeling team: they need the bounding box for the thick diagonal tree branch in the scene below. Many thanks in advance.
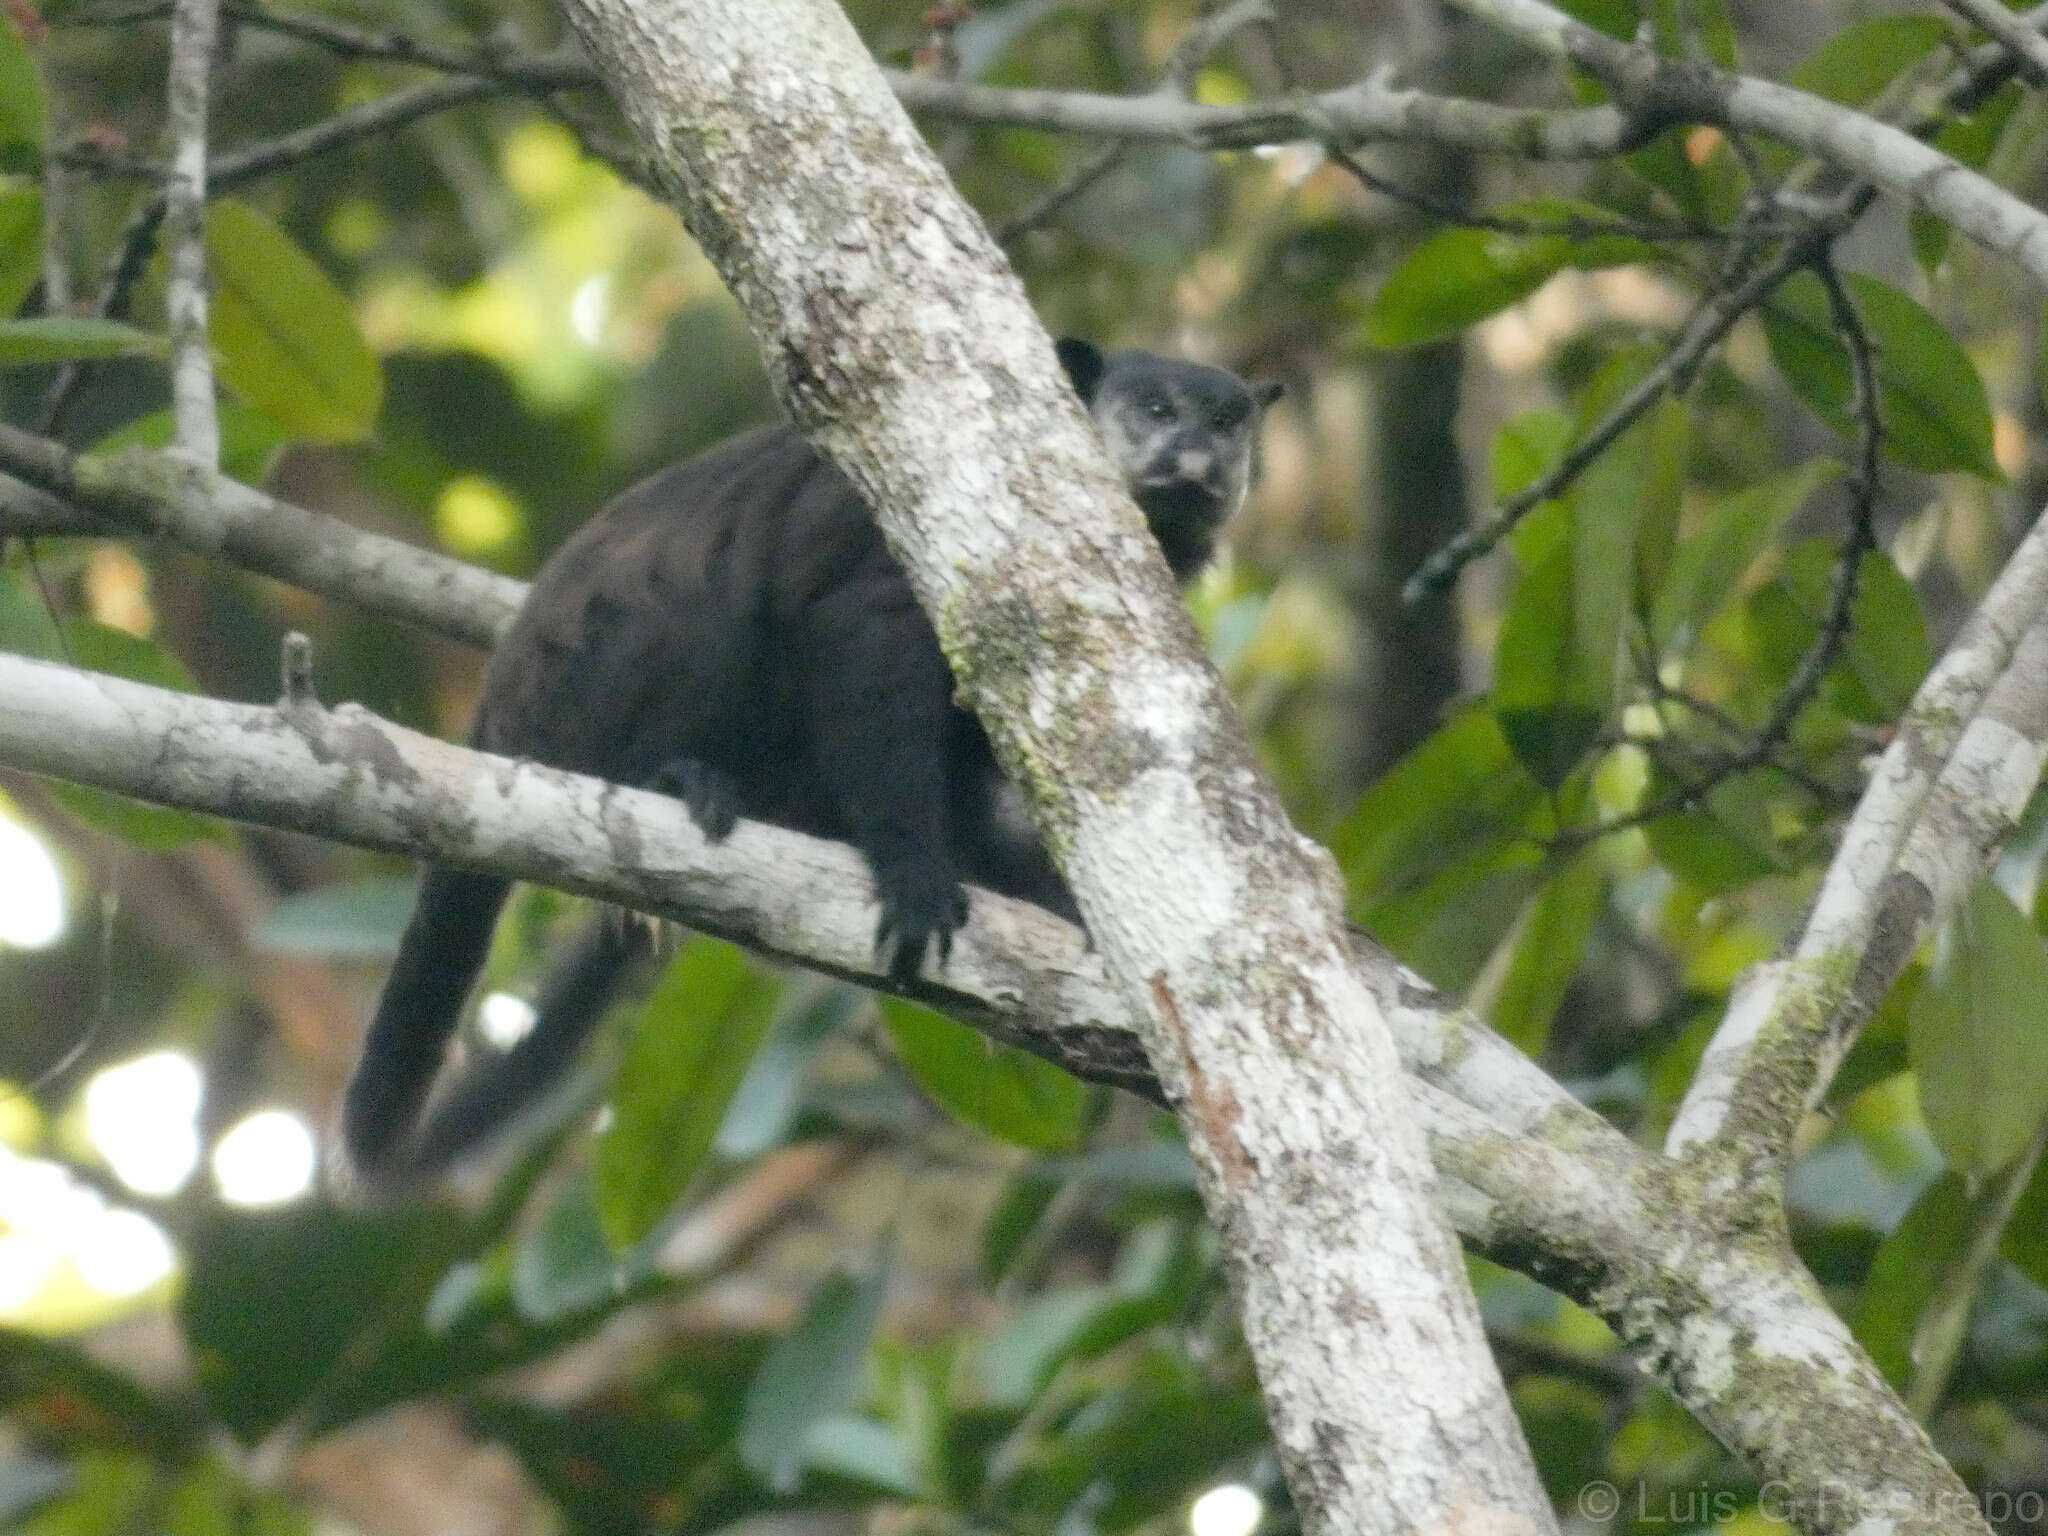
[543,3,1547,1531]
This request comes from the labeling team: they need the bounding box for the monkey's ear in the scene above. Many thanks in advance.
[1253,380,1284,411]
[1055,337,1105,404]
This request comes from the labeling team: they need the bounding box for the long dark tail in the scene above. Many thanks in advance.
[339,868,511,1188]
[400,913,654,1177]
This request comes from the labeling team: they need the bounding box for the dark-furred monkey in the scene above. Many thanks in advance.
[340,339,1279,1187]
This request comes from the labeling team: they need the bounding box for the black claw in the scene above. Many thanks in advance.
[649,757,742,840]
[870,856,968,980]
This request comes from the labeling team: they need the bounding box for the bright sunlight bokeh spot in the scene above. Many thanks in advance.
[0,1233,58,1312]
[0,1145,181,1321]
[570,274,610,346]
[478,991,538,1049]
[0,816,64,948]
[212,1109,317,1207]
[84,1051,201,1196]
[435,474,523,555]
[1189,1484,1264,1536]
[73,1207,175,1296]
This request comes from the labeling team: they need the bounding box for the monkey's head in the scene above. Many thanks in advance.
[1057,337,1283,583]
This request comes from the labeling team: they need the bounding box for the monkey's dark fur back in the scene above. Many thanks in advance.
[340,342,1275,1189]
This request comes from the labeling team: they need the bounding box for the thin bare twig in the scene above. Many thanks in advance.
[1403,220,1841,602]
[994,139,1128,244]
[1326,145,1753,244]
[1938,0,2048,89]
[997,0,1272,245]
[1551,254,1884,853]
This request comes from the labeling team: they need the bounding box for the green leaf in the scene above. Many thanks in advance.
[0,1329,193,1449]
[1775,541,1932,723]
[965,1288,1121,1410]
[511,1175,619,1322]
[1910,879,2048,1178]
[1642,767,1785,892]
[716,979,860,1160]
[204,198,383,443]
[47,621,231,850]
[882,998,1087,1154]
[248,875,418,957]
[182,1201,458,1440]
[1493,349,1668,787]
[163,1460,234,1536]
[1363,229,1564,349]
[1666,0,1736,67]
[980,1167,1063,1286]
[1914,82,2022,277]
[593,938,781,1251]
[739,1264,890,1493]
[0,15,45,166]
[0,185,42,318]
[1360,207,1656,350]
[1762,271,2000,479]
[1330,704,1546,908]
[1629,396,1689,617]
[1650,459,1840,653]
[1554,0,1636,42]
[0,316,163,366]
[1851,1171,1977,1392]
[1018,1360,1271,1531]
[1477,851,1604,1055]
[93,404,293,486]
[64,620,194,693]
[0,568,62,658]
[1789,15,1948,107]
[1360,840,1545,992]
[1495,541,1608,789]
[2004,1147,2048,1289]
[13,1454,154,1536]
[1491,409,1573,501]
[801,1416,923,1497]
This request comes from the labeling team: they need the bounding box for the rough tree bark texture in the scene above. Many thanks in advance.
[540,0,1550,1530]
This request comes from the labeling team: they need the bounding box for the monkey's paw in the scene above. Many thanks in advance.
[649,757,743,840]
[872,858,970,980]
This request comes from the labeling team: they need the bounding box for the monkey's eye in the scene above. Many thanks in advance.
[1210,405,1247,432]
[1141,397,1173,421]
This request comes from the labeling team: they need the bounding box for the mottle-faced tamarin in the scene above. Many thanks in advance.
[339,339,1280,1188]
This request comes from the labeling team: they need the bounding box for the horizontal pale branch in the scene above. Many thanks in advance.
[885,71,1635,159]
[0,644,1609,1206]
[0,424,521,647]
